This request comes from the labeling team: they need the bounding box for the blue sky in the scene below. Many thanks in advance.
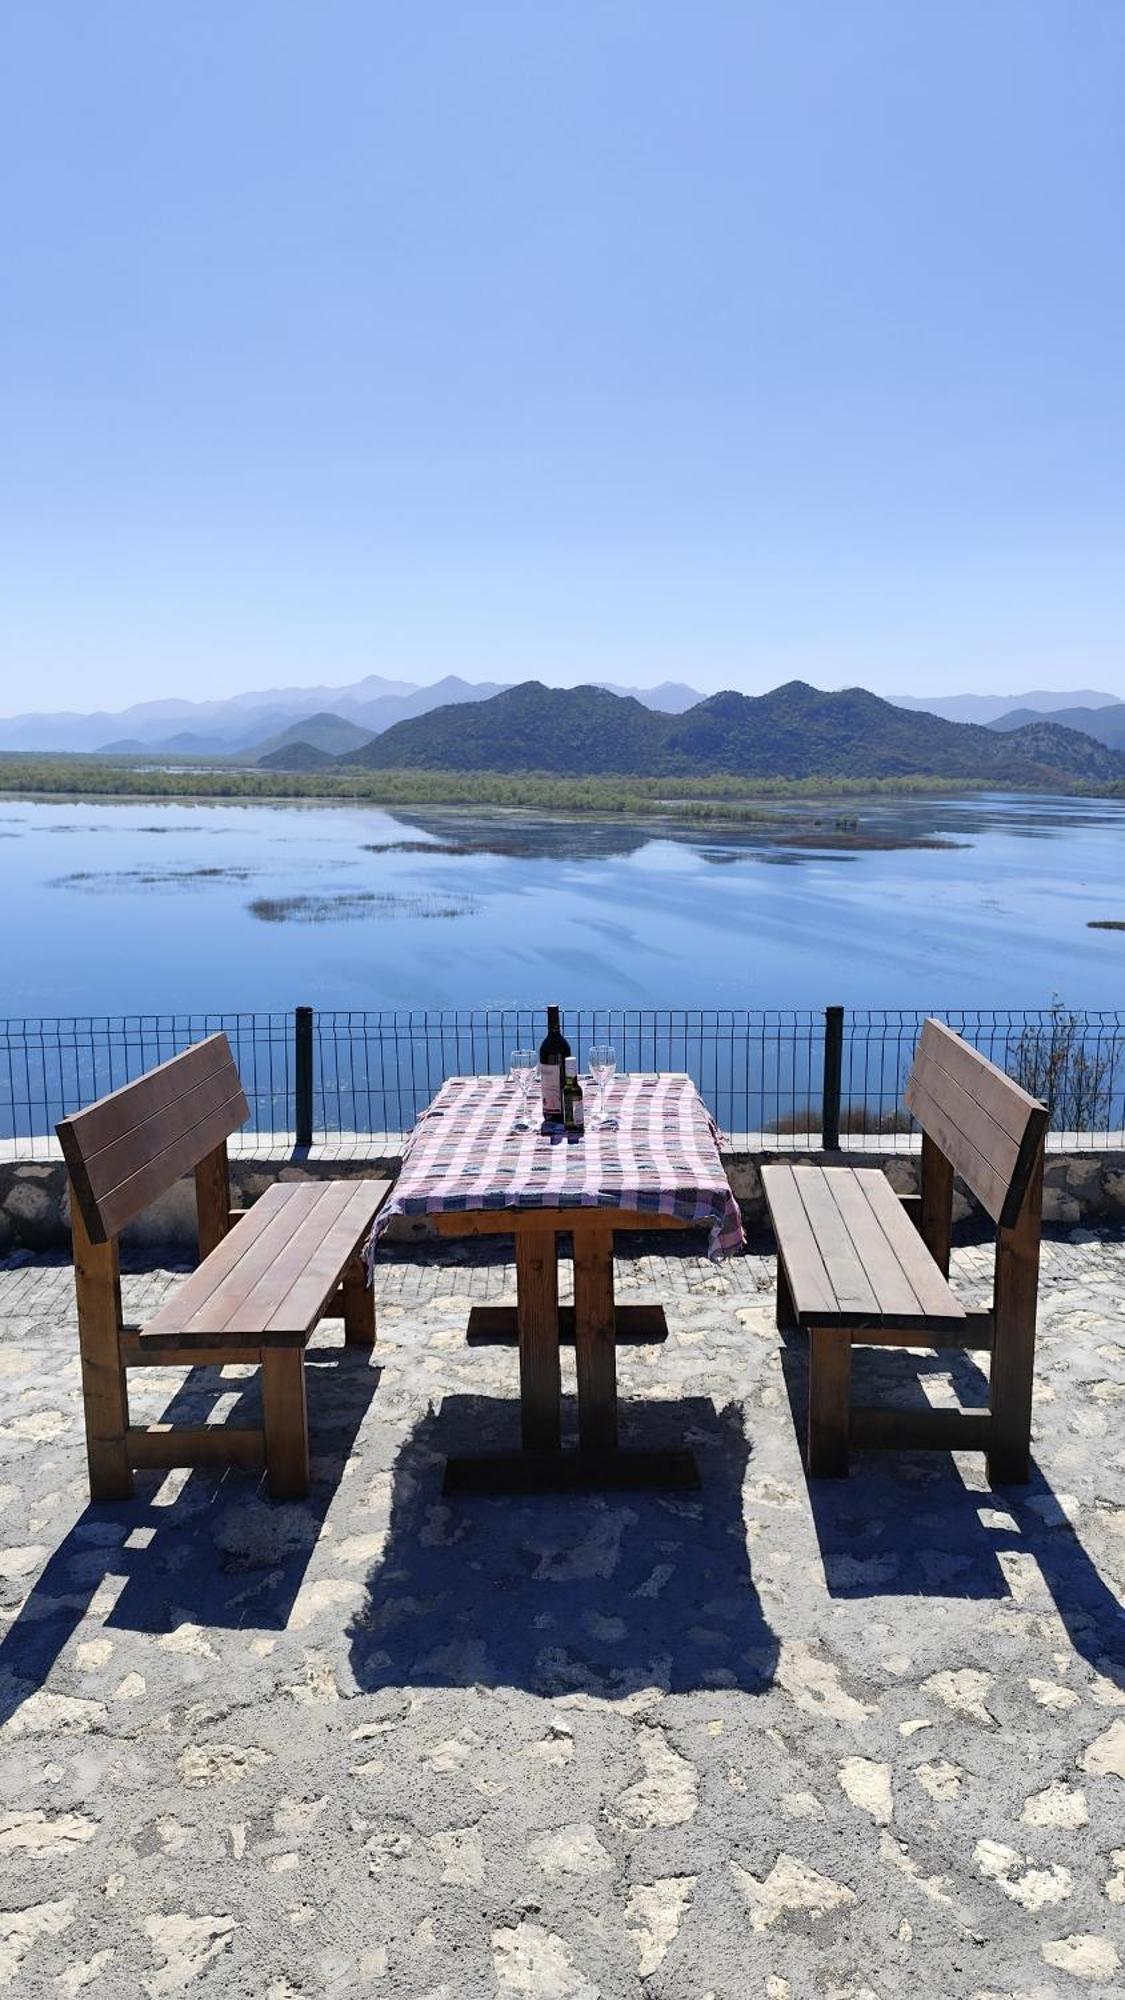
[2,1,1122,712]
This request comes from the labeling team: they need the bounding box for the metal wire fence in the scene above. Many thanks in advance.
[2,1006,1123,1157]
[0,1015,294,1159]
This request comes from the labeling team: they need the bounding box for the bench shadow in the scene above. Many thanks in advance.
[779,1333,1125,1684]
[348,1393,779,1698]
[0,1343,379,1728]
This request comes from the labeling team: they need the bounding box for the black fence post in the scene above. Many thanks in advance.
[294,1005,314,1149]
[821,1004,844,1152]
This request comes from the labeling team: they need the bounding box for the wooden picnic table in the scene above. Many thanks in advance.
[367,1072,745,1494]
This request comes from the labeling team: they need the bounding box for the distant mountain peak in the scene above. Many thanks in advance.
[338,678,1125,787]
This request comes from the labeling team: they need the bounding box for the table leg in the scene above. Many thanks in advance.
[573,1223,617,1449]
[516,1225,560,1451]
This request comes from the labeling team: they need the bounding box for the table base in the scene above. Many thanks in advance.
[433,1208,699,1484]
[443,1447,700,1496]
[465,1303,669,1345]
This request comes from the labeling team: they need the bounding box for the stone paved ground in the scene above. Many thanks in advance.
[1,1231,1124,1998]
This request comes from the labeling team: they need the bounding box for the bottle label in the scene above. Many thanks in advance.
[540,1062,563,1118]
[571,1095,584,1132]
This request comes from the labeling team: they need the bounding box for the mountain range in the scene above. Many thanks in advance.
[889,689,1121,725]
[2,674,1119,756]
[988,701,1125,750]
[327,679,1125,786]
[0,674,701,755]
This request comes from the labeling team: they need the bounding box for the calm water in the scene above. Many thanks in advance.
[2,791,1125,1016]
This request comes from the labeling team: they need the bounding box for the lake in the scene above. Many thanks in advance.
[2,790,1124,1017]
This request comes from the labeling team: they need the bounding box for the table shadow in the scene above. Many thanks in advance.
[348,1393,779,1698]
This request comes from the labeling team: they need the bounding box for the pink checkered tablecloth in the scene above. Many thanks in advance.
[367,1072,746,1263]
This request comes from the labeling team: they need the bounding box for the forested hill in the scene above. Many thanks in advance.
[339,680,1125,785]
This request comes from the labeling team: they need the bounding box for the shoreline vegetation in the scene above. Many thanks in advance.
[1,752,1122,823]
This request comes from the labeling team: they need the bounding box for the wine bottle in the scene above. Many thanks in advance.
[562,1056,584,1134]
[539,1004,570,1123]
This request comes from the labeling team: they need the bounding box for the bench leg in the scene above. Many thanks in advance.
[808,1327,851,1477]
[72,1200,134,1502]
[987,1154,1042,1486]
[341,1251,376,1348]
[262,1350,310,1499]
[776,1259,796,1331]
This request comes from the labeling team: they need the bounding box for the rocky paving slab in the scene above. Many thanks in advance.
[0,1231,1123,1997]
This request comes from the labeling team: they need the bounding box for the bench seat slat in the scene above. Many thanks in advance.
[759,1165,839,1318]
[138,1183,314,1342]
[137,1179,389,1347]
[228,1181,388,1336]
[847,1169,969,1321]
[790,1167,880,1314]
[822,1169,926,1319]
[762,1164,967,1331]
[177,1184,346,1337]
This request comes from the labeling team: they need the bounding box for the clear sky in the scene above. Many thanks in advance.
[2,1,1123,714]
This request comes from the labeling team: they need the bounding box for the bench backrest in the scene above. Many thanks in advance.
[904,1018,1047,1230]
[57,1034,249,1245]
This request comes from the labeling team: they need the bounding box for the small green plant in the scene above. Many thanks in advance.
[1012,1000,1112,1132]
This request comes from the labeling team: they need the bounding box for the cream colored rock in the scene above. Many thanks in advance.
[731,1853,856,1932]
[3,1691,106,1736]
[0,1543,45,1580]
[530,1723,574,1767]
[974,1839,1072,1911]
[287,1577,365,1630]
[491,1920,598,1999]
[528,1824,613,1877]
[143,1913,235,1996]
[607,1726,698,1829]
[1021,1782,1088,1828]
[76,1639,114,1670]
[332,1530,388,1566]
[837,1757,892,1824]
[915,1762,962,1803]
[775,1642,875,1726]
[624,1877,696,1977]
[58,1949,116,1995]
[0,1897,77,1982]
[158,1624,216,1659]
[1104,1849,1125,1904]
[0,1810,96,1854]
[1028,1677,1080,1711]
[1041,1935,1120,1981]
[177,1744,270,1786]
[921,1668,995,1726]
[1080,1718,1125,1779]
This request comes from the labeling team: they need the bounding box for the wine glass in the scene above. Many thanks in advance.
[588,1044,617,1128]
[508,1049,538,1131]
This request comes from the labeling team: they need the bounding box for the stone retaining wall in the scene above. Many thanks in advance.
[3,1143,1123,1254]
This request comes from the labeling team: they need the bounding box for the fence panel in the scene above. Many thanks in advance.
[2,1007,1123,1156]
[0,1014,294,1159]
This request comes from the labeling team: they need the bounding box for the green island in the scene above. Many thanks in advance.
[1,752,1120,823]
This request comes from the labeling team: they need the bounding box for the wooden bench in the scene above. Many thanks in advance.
[762,1018,1048,1483]
[57,1034,390,1503]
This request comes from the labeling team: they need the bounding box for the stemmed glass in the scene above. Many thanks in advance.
[588,1044,617,1129]
[508,1050,538,1132]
